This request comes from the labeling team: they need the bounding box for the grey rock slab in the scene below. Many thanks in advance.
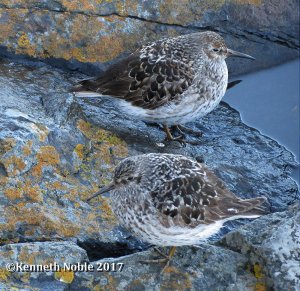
[221,203,300,290]
[0,59,143,257]
[0,241,88,291]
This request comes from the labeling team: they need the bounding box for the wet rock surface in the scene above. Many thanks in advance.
[0,57,299,289]
[0,0,299,76]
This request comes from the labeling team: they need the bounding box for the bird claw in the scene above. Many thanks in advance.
[139,246,176,273]
[175,125,203,138]
[162,124,202,146]
[139,255,171,274]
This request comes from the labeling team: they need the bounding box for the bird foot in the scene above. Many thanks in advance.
[153,247,169,259]
[163,125,201,146]
[139,246,176,273]
[174,125,203,138]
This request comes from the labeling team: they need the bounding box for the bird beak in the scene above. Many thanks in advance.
[86,182,115,202]
[227,49,255,60]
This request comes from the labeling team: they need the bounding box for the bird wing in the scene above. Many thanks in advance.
[72,40,196,110]
[148,156,264,228]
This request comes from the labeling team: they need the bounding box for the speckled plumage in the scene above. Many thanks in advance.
[88,153,266,246]
[72,31,253,129]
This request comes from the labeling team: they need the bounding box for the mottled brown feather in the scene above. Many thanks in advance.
[147,156,265,228]
[72,40,196,110]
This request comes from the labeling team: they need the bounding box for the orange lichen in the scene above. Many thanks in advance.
[22,140,33,156]
[235,0,261,4]
[4,187,23,200]
[3,182,42,202]
[4,204,81,238]
[47,181,66,190]
[23,182,43,202]
[255,283,267,291]
[19,247,36,265]
[32,146,60,178]
[54,269,75,284]
[37,145,60,166]
[3,156,26,176]
[0,138,16,155]
[161,266,192,290]
[34,124,49,142]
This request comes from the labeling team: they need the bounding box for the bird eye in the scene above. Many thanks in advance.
[213,48,219,52]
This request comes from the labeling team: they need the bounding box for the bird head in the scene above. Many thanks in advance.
[113,158,140,185]
[199,31,255,61]
[86,157,140,202]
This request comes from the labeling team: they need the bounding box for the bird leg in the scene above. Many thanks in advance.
[164,124,186,144]
[163,124,184,141]
[174,124,203,137]
[163,124,202,145]
[140,246,177,273]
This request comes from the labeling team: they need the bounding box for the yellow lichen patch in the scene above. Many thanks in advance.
[16,33,36,57]
[4,187,23,200]
[77,119,128,167]
[46,181,66,191]
[3,156,26,176]
[32,146,60,178]
[234,0,261,4]
[54,269,74,284]
[0,138,16,155]
[77,119,127,149]
[161,266,192,290]
[248,263,267,291]
[0,268,11,282]
[74,144,85,160]
[253,263,264,279]
[77,119,92,137]
[23,182,43,202]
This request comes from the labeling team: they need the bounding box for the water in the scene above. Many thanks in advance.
[224,60,300,184]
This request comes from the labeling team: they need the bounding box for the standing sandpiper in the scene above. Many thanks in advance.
[72,31,254,143]
[87,153,266,270]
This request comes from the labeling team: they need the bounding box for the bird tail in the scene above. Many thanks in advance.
[224,196,268,219]
[69,78,105,98]
[72,91,103,98]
